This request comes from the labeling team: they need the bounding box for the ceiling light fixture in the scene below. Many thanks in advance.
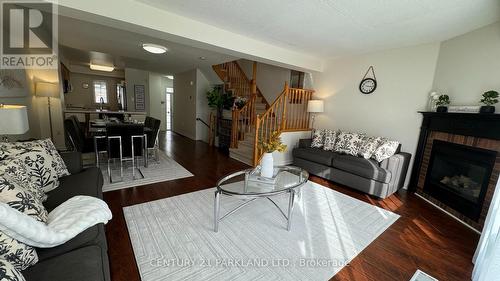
[143,43,168,54]
[199,56,206,60]
[89,63,115,72]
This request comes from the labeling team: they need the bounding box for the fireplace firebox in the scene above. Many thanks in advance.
[424,140,497,221]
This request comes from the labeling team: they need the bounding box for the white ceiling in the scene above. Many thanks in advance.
[137,0,500,58]
[57,15,236,79]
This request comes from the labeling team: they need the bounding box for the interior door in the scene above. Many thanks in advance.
[166,87,173,131]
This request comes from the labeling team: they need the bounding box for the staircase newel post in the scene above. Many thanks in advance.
[281,81,289,131]
[253,116,260,166]
[251,61,257,96]
[231,109,239,148]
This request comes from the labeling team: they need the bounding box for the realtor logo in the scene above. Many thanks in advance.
[1,1,58,69]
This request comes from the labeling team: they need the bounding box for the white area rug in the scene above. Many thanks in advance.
[101,152,193,192]
[123,180,399,281]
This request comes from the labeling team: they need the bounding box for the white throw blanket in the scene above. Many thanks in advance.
[0,196,112,248]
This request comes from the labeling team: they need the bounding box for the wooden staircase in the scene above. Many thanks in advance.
[212,60,314,166]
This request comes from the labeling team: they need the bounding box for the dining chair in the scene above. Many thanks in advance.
[64,116,95,153]
[106,123,146,182]
[144,116,161,165]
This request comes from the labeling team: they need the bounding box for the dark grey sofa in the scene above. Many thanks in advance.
[293,139,411,198]
[22,152,111,281]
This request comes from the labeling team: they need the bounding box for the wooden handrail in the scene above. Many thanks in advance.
[213,60,272,149]
[253,83,314,165]
[230,94,257,148]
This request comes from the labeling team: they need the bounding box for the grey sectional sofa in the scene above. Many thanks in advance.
[293,139,411,198]
[22,152,110,281]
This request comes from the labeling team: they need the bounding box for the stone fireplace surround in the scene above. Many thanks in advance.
[410,112,500,231]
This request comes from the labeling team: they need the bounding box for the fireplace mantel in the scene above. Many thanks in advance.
[410,111,500,231]
[409,112,500,191]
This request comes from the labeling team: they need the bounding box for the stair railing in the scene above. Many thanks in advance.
[253,82,314,165]
[231,94,256,148]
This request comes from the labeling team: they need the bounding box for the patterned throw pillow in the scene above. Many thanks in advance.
[36,139,70,178]
[0,139,69,193]
[323,130,337,151]
[358,136,383,159]
[0,159,47,202]
[0,176,48,222]
[333,131,365,156]
[372,139,400,162]
[0,259,26,281]
[311,129,325,148]
[0,176,46,270]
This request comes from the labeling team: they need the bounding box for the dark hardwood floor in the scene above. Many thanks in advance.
[103,132,479,281]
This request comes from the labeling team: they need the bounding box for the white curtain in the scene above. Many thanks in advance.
[472,178,500,281]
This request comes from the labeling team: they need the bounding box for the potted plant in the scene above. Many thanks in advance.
[435,94,450,112]
[207,87,235,119]
[258,131,287,178]
[234,96,247,110]
[479,90,498,114]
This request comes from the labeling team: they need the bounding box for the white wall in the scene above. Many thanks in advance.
[433,22,500,105]
[238,59,291,103]
[195,69,211,142]
[65,72,123,110]
[0,68,65,148]
[173,69,197,139]
[311,43,441,188]
[148,73,165,130]
[125,68,149,113]
[273,131,312,166]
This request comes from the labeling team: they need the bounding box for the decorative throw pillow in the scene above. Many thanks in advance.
[0,159,47,202]
[311,129,325,148]
[36,139,70,178]
[0,176,45,270]
[0,176,48,222]
[0,232,38,271]
[372,139,400,162]
[333,131,365,156]
[0,259,26,281]
[358,136,383,159]
[0,140,69,193]
[323,130,337,151]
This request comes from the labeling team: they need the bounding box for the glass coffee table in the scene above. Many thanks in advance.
[214,166,309,232]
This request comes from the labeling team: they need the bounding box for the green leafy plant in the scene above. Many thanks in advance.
[435,94,450,106]
[258,131,287,153]
[480,90,499,106]
[206,87,235,111]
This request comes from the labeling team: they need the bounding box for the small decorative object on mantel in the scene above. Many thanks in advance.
[359,66,377,94]
[435,94,450,112]
[479,90,498,114]
[428,92,439,111]
[258,131,287,178]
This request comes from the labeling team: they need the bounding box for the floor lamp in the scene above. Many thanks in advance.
[0,104,29,142]
[36,82,59,140]
[307,99,324,130]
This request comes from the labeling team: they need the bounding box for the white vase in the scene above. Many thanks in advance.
[260,152,274,178]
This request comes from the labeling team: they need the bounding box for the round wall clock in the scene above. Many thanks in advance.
[359,78,377,94]
[359,66,377,95]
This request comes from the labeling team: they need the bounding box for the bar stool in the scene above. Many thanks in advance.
[106,123,145,183]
